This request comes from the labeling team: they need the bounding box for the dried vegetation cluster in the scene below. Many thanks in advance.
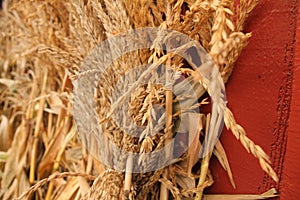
[0,0,278,199]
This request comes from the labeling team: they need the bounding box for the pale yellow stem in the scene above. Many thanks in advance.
[29,68,48,184]
[160,60,173,200]
[124,155,133,195]
[195,114,212,200]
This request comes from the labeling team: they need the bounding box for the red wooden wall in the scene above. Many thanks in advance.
[207,0,300,199]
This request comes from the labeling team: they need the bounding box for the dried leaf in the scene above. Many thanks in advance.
[38,126,66,179]
[1,122,29,199]
[175,175,195,190]
[55,178,79,200]
[213,140,236,188]
[187,113,203,174]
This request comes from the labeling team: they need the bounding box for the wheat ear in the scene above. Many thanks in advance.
[224,108,279,182]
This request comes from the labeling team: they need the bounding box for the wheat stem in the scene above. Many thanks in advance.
[195,114,212,200]
[29,68,48,184]
[124,155,133,197]
[160,59,173,200]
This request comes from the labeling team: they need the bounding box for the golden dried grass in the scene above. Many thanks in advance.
[0,0,278,199]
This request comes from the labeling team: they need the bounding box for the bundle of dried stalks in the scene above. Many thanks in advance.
[0,0,278,199]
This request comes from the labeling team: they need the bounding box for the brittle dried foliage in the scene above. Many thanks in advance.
[0,0,278,200]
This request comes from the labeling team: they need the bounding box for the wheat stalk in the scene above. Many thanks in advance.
[14,172,96,200]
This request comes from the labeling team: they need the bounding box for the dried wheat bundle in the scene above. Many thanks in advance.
[0,0,278,200]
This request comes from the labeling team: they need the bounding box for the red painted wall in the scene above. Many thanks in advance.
[207,0,300,199]
[280,1,300,199]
